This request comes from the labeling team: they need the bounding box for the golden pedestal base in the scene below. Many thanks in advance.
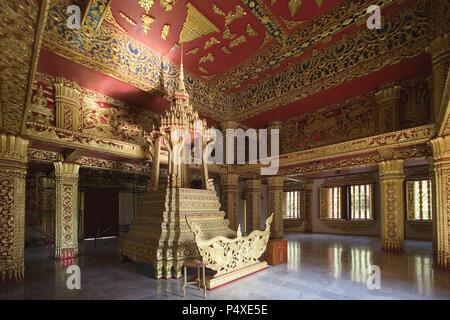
[205,262,268,290]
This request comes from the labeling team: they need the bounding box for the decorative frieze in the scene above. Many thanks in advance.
[379,159,405,252]
[0,134,29,283]
[54,162,80,260]
[375,85,403,133]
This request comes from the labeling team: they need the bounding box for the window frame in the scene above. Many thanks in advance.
[406,178,433,222]
[320,181,375,222]
[284,190,302,220]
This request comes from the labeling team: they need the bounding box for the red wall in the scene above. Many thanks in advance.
[83,189,119,239]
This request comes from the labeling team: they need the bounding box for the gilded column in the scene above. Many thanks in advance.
[430,136,450,268]
[379,160,405,252]
[375,85,402,133]
[0,134,28,282]
[220,173,239,231]
[54,162,80,259]
[429,34,450,122]
[267,176,284,239]
[302,182,313,233]
[246,179,261,234]
[54,77,82,132]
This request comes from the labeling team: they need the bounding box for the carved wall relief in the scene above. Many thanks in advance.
[280,77,432,154]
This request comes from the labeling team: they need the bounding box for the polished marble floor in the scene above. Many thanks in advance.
[1,234,450,300]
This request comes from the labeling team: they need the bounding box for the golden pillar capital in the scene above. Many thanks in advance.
[375,85,402,133]
[379,159,404,178]
[378,159,404,252]
[268,121,282,130]
[220,173,239,231]
[221,120,239,131]
[430,135,450,162]
[54,77,82,132]
[430,135,450,268]
[0,133,28,283]
[53,161,80,260]
[429,34,450,122]
[246,178,261,234]
[267,176,284,239]
[221,173,239,186]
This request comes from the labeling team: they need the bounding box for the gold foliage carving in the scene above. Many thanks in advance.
[199,53,215,64]
[186,47,199,55]
[229,35,247,48]
[141,15,155,34]
[161,24,170,40]
[246,24,258,37]
[138,0,155,13]
[288,0,302,17]
[119,12,137,26]
[213,4,247,26]
[180,3,220,44]
[160,0,176,11]
[204,37,220,49]
[104,7,127,33]
[222,46,232,55]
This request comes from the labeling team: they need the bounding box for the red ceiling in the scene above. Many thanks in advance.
[109,0,345,78]
[110,0,265,77]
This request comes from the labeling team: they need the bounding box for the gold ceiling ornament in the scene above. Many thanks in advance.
[271,0,277,4]
[161,24,171,40]
[288,0,302,17]
[138,0,155,13]
[185,47,200,55]
[179,3,220,43]
[199,53,215,64]
[212,3,247,26]
[204,37,220,49]
[246,24,258,37]
[199,67,209,74]
[315,0,324,7]
[160,0,177,11]
[212,4,225,17]
[221,46,232,55]
[104,7,127,33]
[225,5,247,25]
[119,12,137,26]
[223,26,237,40]
[229,35,247,48]
[141,15,155,34]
